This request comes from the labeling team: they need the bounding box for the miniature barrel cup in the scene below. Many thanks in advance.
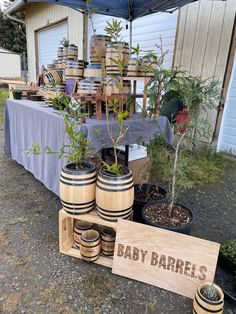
[80,230,101,262]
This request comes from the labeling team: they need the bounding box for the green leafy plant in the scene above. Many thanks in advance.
[25,99,89,170]
[49,94,71,111]
[60,37,69,47]
[220,240,236,266]
[104,19,123,42]
[131,43,141,58]
[201,284,220,302]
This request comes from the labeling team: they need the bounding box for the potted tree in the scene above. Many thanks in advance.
[26,99,96,215]
[141,75,221,234]
[193,282,224,314]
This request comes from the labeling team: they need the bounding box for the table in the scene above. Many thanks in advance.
[4,100,172,196]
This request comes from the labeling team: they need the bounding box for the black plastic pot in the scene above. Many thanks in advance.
[133,184,167,224]
[141,202,195,235]
[218,252,236,274]
[12,91,22,100]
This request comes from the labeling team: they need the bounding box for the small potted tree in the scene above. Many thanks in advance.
[193,282,224,314]
[26,99,96,215]
[141,75,221,234]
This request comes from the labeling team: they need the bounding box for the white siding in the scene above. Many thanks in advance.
[0,52,21,78]
[37,22,68,69]
[217,53,236,155]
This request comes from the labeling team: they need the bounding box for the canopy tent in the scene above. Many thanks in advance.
[5,0,197,21]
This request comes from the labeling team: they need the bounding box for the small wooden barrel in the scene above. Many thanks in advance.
[60,162,97,215]
[57,60,63,69]
[193,282,224,314]
[127,58,141,77]
[104,76,131,96]
[56,84,65,93]
[74,220,93,248]
[44,70,63,84]
[139,58,156,77]
[84,64,102,78]
[90,35,111,65]
[101,227,116,256]
[106,41,129,76]
[67,44,78,60]
[80,230,101,262]
[47,64,55,71]
[66,60,84,80]
[96,167,134,221]
[58,47,63,59]
[62,47,68,58]
[78,78,102,95]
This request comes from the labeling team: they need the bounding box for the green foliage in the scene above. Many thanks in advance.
[60,37,69,47]
[49,94,71,111]
[131,43,141,58]
[0,8,26,55]
[201,285,219,302]
[102,161,121,176]
[104,19,123,41]
[220,240,236,266]
[0,88,9,124]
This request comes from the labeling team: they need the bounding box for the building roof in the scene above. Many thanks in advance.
[0,46,20,54]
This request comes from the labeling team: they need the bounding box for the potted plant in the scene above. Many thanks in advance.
[219,240,236,273]
[11,88,23,100]
[193,282,224,314]
[127,43,142,77]
[26,99,95,215]
[49,94,71,111]
[141,75,221,234]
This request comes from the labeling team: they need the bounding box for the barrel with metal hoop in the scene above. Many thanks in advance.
[90,35,111,65]
[66,60,84,80]
[96,166,134,222]
[58,47,63,59]
[67,44,78,60]
[44,70,63,84]
[80,230,101,262]
[74,220,93,248]
[106,41,129,75]
[60,162,97,215]
[84,64,103,78]
[78,78,102,95]
[139,57,156,77]
[104,75,131,96]
[101,227,116,256]
[127,58,141,77]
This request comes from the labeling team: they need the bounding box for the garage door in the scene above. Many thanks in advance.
[217,53,236,155]
[37,21,68,70]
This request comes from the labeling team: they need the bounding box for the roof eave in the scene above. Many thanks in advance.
[3,0,25,15]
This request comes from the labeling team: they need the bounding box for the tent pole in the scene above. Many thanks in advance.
[129,21,132,51]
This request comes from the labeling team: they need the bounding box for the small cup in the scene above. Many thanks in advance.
[74,220,93,248]
[101,227,116,256]
[80,230,101,262]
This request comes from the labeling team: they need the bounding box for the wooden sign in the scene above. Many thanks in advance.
[112,219,220,299]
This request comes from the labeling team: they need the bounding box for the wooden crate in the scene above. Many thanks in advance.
[59,208,117,268]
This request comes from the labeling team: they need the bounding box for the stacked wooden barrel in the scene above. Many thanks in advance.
[74,220,93,248]
[90,35,111,65]
[80,230,101,262]
[106,41,129,76]
[101,227,116,256]
[66,60,84,81]
[127,58,140,77]
[104,75,131,96]
[78,64,103,95]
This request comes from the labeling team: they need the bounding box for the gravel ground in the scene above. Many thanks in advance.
[0,108,236,313]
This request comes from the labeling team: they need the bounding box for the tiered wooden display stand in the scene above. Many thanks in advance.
[59,208,116,268]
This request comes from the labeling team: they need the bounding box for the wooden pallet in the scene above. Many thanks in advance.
[59,208,117,268]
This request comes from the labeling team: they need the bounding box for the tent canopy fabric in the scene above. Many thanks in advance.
[20,0,196,21]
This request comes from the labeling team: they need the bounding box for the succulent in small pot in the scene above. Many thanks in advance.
[193,282,224,314]
[11,89,23,100]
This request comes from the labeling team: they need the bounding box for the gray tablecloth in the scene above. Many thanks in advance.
[4,100,172,196]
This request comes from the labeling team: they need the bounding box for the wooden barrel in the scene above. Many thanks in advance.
[193,283,224,314]
[80,230,101,262]
[55,84,65,93]
[90,35,111,65]
[62,47,68,59]
[104,76,131,96]
[67,44,78,60]
[58,47,63,59]
[62,70,66,84]
[66,60,84,80]
[57,60,63,69]
[47,64,55,71]
[74,220,93,248]
[96,167,134,221]
[44,70,63,84]
[78,78,102,95]
[106,41,129,76]
[60,162,97,215]
[139,58,156,77]
[84,64,102,78]
[101,227,116,256]
[127,58,141,77]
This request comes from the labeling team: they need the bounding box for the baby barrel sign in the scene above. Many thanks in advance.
[112,219,220,299]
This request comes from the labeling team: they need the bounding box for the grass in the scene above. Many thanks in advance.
[0,88,9,125]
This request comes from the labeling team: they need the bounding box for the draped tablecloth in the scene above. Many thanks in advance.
[4,100,173,196]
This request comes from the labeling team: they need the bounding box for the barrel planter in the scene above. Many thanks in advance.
[62,47,68,59]
[44,70,63,84]
[90,35,111,65]
[96,166,134,222]
[106,41,129,76]
[141,202,195,235]
[127,58,141,77]
[139,58,157,77]
[193,282,224,314]
[12,91,22,100]
[66,60,84,81]
[67,44,78,60]
[74,220,93,248]
[78,78,102,95]
[101,227,116,256]
[58,47,63,59]
[133,184,167,224]
[84,64,103,78]
[80,230,101,262]
[104,75,131,96]
[47,64,55,71]
[60,162,97,215]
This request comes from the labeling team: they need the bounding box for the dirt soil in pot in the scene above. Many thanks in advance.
[134,185,165,201]
[143,203,191,227]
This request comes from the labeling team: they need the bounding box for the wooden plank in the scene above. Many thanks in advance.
[112,219,220,299]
